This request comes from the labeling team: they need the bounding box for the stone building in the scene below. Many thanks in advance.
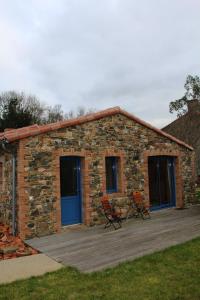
[163,100,200,176]
[0,107,196,239]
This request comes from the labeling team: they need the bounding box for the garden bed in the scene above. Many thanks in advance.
[0,224,38,260]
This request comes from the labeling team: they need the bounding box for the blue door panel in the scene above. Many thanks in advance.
[60,157,82,226]
[61,196,82,225]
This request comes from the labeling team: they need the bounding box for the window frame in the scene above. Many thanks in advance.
[0,157,4,192]
[105,156,118,194]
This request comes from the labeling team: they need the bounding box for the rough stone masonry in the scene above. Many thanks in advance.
[0,108,196,239]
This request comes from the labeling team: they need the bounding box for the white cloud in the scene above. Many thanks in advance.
[0,0,200,127]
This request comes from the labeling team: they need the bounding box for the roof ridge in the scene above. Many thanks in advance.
[40,106,121,129]
[162,111,200,130]
[0,106,193,150]
[118,108,193,150]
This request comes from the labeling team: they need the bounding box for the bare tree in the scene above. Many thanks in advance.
[64,106,96,119]
[0,90,96,130]
[46,104,64,123]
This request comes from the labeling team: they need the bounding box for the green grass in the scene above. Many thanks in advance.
[1,238,200,300]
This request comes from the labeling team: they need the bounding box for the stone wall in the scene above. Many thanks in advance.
[16,113,195,238]
[0,152,13,226]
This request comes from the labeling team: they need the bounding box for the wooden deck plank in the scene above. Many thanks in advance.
[26,205,200,272]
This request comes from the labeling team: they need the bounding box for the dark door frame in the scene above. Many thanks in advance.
[143,150,184,209]
[148,156,176,210]
[60,156,82,226]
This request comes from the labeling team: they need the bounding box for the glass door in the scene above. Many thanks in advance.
[60,156,82,225]
[148,156,176,210]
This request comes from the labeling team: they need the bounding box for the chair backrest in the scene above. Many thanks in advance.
[101,195,112,211]
[133,191,143,204]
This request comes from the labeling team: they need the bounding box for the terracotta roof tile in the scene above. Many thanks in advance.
[0,107,193,150]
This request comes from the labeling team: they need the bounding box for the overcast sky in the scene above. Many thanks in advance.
[0,0,200,128]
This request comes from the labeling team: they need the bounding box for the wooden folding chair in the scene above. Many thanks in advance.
[101,195,122,230]
[132,191,151,220]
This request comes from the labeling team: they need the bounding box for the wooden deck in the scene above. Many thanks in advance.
[26,205,200,272]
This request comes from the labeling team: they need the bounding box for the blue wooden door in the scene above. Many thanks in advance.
[148,156,176,210]
[60,156,82,225]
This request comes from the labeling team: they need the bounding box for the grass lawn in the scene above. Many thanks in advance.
[0,238,200,300]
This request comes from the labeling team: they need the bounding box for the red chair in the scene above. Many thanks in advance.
[132,191,151,220]
[101,195,122,230]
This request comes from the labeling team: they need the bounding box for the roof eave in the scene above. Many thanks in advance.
[0,106,193,151]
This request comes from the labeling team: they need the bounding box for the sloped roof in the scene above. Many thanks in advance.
[163,111,200,147]
[0,107,193,150]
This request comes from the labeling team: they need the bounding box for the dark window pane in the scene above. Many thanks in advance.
[159,157,171,204]
[60,157,78,197]
[148,157,160,207]
[106,157,118,193]
[148,156,176,208]
[0,162,3,190]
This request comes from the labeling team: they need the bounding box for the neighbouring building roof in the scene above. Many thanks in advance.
[163,100,200,172]
[163,103,200,148]
[0,107,193,150]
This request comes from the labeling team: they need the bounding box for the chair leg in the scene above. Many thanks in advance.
[141,209,151,220]
[108,218,122,230]
[114,218,122,230]
[104,220,111,228]
[112,222,121,230]
[104,216,122,230]
[112,222,117,230]
[118,220,122,228]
